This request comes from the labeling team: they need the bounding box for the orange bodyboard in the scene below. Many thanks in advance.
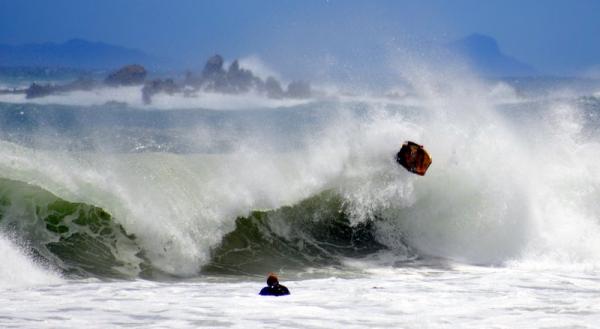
[395,141,432,176]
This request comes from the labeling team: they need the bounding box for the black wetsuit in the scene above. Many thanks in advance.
[259,283,290,296]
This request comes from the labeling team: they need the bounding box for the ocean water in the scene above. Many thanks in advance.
[1,71,600,328]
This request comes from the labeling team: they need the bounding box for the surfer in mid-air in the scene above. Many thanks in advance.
[396,141,432,176]
[259,273,290,296]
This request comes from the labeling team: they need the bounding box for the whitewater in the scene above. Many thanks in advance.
[2,67,600,328]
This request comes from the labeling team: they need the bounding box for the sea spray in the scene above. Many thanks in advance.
[0,73,600,278]
[0,232,63,288]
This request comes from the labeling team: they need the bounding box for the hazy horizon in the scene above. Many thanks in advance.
[1,0,600,79]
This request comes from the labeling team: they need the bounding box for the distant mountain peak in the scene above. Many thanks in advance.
[449,33,536,77]
[63,38,104,48]
[0,39,164,70]
[65,38,88,44]
[456,34,501,55]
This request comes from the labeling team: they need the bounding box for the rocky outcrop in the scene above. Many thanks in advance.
[12,55,313,103]
[25,83,54,98]
[225,60,261,93]
[264,77,285,99]
[202,55,226,79]
[186,55,311,99]
[25,77,96,99]
[142,79,179,104]
[104,64,147,86]
[199,55,226,91]
[196,56,262,93]
[21,64,149,100]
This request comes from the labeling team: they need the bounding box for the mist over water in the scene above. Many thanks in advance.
[3,0,600,325]
[2,59,600,328]
[1,63,600,283]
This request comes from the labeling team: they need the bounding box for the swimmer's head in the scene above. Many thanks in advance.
[267,273,279,286]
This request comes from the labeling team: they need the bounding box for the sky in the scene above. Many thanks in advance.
[1,0,600,77]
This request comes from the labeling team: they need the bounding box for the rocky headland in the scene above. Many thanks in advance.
[2,55,312,104]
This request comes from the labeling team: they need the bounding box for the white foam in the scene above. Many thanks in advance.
[0,86,142,107]
[1,64,600,274]
[238,55,283,81]
[486,81,521,103]
[149,90,310,110]
[0,86,311,110]
[0,234,62,289]
[3,267,600,328]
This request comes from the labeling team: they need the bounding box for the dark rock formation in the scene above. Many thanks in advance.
[190,55,265,95]
[11,55,313,102]
[142,79,179,104]
[202,55,225,79]
[264,77,285,99]
[200,55,226,90]
[178,54,312,99]
[104,64,147,86]
[225,60,260,93]
[286,80,311,98]
[25,83,54,98]
[25,77,97,99]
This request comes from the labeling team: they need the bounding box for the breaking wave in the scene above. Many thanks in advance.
[2,71,600,282]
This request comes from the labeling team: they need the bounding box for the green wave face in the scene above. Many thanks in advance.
[202,191,386,275]
[0,177,144,279]
[0,178,390,279]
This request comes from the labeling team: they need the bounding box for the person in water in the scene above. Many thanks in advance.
[259,273,290,296]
